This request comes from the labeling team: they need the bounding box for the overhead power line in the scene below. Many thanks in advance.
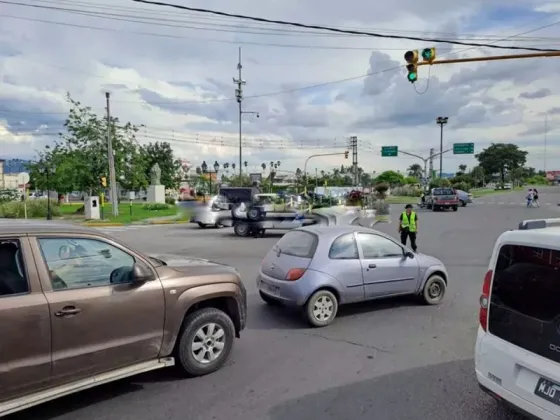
[130,0,560,52]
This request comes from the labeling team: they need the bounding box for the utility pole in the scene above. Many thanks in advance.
[234,47,245,181]
[436,117,448,178]
[350,136,358,185]
[106,92,118,217]
[544,113,548,173]
[428,148,434,182]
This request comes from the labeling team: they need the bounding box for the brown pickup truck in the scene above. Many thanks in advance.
[0,221,247,416]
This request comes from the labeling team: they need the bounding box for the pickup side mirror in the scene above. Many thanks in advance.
[130,263,155,283]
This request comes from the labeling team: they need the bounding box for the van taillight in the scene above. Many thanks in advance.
[479,270,492,331]
[285,268,306,281]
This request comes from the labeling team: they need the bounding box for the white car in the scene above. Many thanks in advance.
[475,217,560,420]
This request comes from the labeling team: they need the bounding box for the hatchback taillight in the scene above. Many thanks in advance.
[285,268,306,281]
[479,270,492,331]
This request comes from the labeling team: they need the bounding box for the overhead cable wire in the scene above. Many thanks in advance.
[130,0,560,52]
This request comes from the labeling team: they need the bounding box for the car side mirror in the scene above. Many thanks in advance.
[405,251,415,259]
[130,263,155,283]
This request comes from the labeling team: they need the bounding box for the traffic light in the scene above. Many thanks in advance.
[421,47,436,64]
[100,176,107,187]
[404,50,419,83]
[344,150,349,159]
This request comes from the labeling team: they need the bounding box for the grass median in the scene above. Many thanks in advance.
[60,202,186,225]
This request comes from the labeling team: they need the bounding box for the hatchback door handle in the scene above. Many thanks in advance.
[55,306,81,317]
[368,264,377,269]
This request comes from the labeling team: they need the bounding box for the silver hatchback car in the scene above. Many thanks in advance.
[256,226,448,327]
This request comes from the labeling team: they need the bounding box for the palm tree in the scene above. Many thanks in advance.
[261,162,266,172]
[232,163,236,171]
[270,161,274,170]
[244,161,248,168]
[276,160,281,168]
[320,170,325,177]
[407,164,423,178]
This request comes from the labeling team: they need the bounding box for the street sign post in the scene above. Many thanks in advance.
[453,143,474,154]
[381,146,398,157]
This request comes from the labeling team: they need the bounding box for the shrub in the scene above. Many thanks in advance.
[142,203,171,211]
[452,181,469,192]
[374,183,389,199]
[0,200,61,218]
[0,189,20,204]
[165,197,176,205]
[373,201,390,215]
[392,185,423,197]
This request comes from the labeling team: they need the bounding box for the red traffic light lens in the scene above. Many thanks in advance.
[404,51,415,62]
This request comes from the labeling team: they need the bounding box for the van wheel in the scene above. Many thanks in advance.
[175,308,235,377]
[452,206,458,212]
[305,289,338,327]
[197,222,207,228]
[422,275,447,305]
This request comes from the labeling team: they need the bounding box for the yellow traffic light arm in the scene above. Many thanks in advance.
[417,50,560,66]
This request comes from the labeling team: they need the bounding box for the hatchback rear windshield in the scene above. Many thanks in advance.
[489,244,560,364]
[275,231,318,258]
[433,188,454,195]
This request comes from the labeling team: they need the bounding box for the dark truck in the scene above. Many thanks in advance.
[426,187,460,211]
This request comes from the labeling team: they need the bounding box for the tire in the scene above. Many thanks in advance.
[247,207,261,221]
[260,291,280,305]
[231,203,246,219]
[197,222,207,228]
[452,206,458,212]
[432,205,438,212]
[234,221,249,237]
[459,200,466,207]
[175,307,235,377]
[421,274,447,305]
[305,289,338,327]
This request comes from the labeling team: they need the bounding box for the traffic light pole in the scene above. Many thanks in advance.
[303,151,347,194]
[400,149,452,183]
[416,50,560,68]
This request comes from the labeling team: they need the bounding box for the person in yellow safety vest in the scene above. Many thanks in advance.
[399,204,418,252]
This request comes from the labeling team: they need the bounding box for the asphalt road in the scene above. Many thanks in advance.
[10,186,560,420]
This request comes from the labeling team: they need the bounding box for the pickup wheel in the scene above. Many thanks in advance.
[175,308,235,377]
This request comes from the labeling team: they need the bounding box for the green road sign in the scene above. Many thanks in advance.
[453,142,474,154]
[381,146,398,157]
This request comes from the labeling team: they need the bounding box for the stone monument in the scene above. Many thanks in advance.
[147,163,165,203]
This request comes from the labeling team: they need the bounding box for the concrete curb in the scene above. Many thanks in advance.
[81,219,190,227]
[81,222,124,227]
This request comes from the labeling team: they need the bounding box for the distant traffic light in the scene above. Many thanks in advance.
[344,150,349,159]
[421,47,436,64]
[100,176,107,187]
[404,50,419,83]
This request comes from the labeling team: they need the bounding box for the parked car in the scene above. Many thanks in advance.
[256,226,448,327]
[0,221,246,416]
[475,218,560,419]
[425,187,460,211]
[456,189,473,207]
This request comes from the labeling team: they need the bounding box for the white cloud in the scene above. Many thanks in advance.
[0,0,559,176]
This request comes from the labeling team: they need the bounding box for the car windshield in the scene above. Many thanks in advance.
[433,188,454,195]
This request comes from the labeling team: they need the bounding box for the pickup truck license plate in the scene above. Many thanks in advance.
[535,378,560,406]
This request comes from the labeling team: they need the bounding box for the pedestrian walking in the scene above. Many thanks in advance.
[533,188,540,207]
[399,204,418,252]
[526,189,534,208]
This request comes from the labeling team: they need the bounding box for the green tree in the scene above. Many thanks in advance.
[476,143,528,184]
[375,170,405,186]
[469,166,485,187]
[457,164,467,175]
[27,145,82,197]
[142,142,181,189]
[407,163,423,178]
[53,94,148,195]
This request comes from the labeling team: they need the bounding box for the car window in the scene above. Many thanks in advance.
[357,233,404,259]
[275,231,318,258]
[38,238,136,290]
[0,239,30,297]
[490,244,560,364]
[433,188,454,195]
[329,233,359,260]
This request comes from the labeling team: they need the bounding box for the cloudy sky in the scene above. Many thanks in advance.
[1,0,559,176]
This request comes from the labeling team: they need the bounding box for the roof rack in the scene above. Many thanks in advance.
[518,218,560,230]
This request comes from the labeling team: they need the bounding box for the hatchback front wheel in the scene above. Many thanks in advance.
[422,275,447,305]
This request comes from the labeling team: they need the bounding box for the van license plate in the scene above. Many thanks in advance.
[535,378,560,406]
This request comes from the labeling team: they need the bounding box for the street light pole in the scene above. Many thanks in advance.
[303,151,347,194]
[46,167,51,220]
[436,117,448,178]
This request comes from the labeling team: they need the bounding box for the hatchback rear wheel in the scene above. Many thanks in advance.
[305,289,338,327]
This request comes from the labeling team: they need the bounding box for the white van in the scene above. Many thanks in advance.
[475,218,560,419]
